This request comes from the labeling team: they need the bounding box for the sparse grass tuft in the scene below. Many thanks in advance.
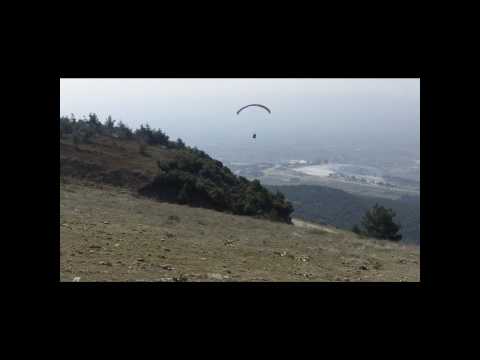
[307,228,329,236]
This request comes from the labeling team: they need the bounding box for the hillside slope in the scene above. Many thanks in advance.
[60,180,420,282]
[60,132,293,223]
[269,185,420,244]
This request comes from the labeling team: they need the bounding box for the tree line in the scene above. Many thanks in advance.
[60,113,187,150]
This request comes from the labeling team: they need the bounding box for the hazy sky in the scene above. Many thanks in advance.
[60,78,420,150]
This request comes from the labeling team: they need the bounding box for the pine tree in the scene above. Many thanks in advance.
[360,204,402,241]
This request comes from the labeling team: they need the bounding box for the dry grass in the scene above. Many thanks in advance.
[60,180,420,282]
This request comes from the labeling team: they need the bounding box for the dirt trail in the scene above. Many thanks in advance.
[292,218,338,234]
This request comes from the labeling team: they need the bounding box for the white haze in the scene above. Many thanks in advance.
[60,78,420,165]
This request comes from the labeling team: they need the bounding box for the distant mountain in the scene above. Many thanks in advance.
[267,185,420,244]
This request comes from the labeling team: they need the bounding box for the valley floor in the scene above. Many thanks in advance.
[60,179,420,282]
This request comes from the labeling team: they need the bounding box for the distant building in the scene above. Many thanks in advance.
[287,160,308,165]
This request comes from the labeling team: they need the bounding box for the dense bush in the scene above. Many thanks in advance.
[115,121,134,139]
[142,151,293,223]
[176,138,186,149]
[359,204,402,241]
[134,124,171,146]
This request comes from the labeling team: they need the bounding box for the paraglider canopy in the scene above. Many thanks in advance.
[237,104,271,115]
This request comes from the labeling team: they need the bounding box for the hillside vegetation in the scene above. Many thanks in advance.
[60,114,293,223]
[268,185,420,243]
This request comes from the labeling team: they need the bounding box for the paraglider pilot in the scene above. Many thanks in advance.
[236,104,270,141]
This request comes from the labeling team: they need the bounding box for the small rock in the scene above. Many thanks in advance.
[103,221,109,224]
[296,255,310,262]
[99,261,112,266]
[173,274,189,282]
[72,277,81,282]
[208,273,225,280]
[200,257,207,261]
[89,245,101,249]
[294,272,313,278]
[137,258,145,262]
[114,243,120,247]
[160,264,175,270]
[164,248,171,252]
[359,265,369,270]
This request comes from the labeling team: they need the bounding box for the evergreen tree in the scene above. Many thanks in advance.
[104,115,116,130]
[87,113,102,133]
[116,121,133,139]
[361,203,402,241]
[176,138,186,149]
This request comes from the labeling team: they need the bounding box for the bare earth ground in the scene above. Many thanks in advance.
[60,179,420,282]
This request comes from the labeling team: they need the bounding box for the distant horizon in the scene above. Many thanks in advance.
[61,78,419,166]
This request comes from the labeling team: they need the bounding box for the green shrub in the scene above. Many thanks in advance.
[352,224,363,236]
[146,155,293,222]
[361,204,402,241]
